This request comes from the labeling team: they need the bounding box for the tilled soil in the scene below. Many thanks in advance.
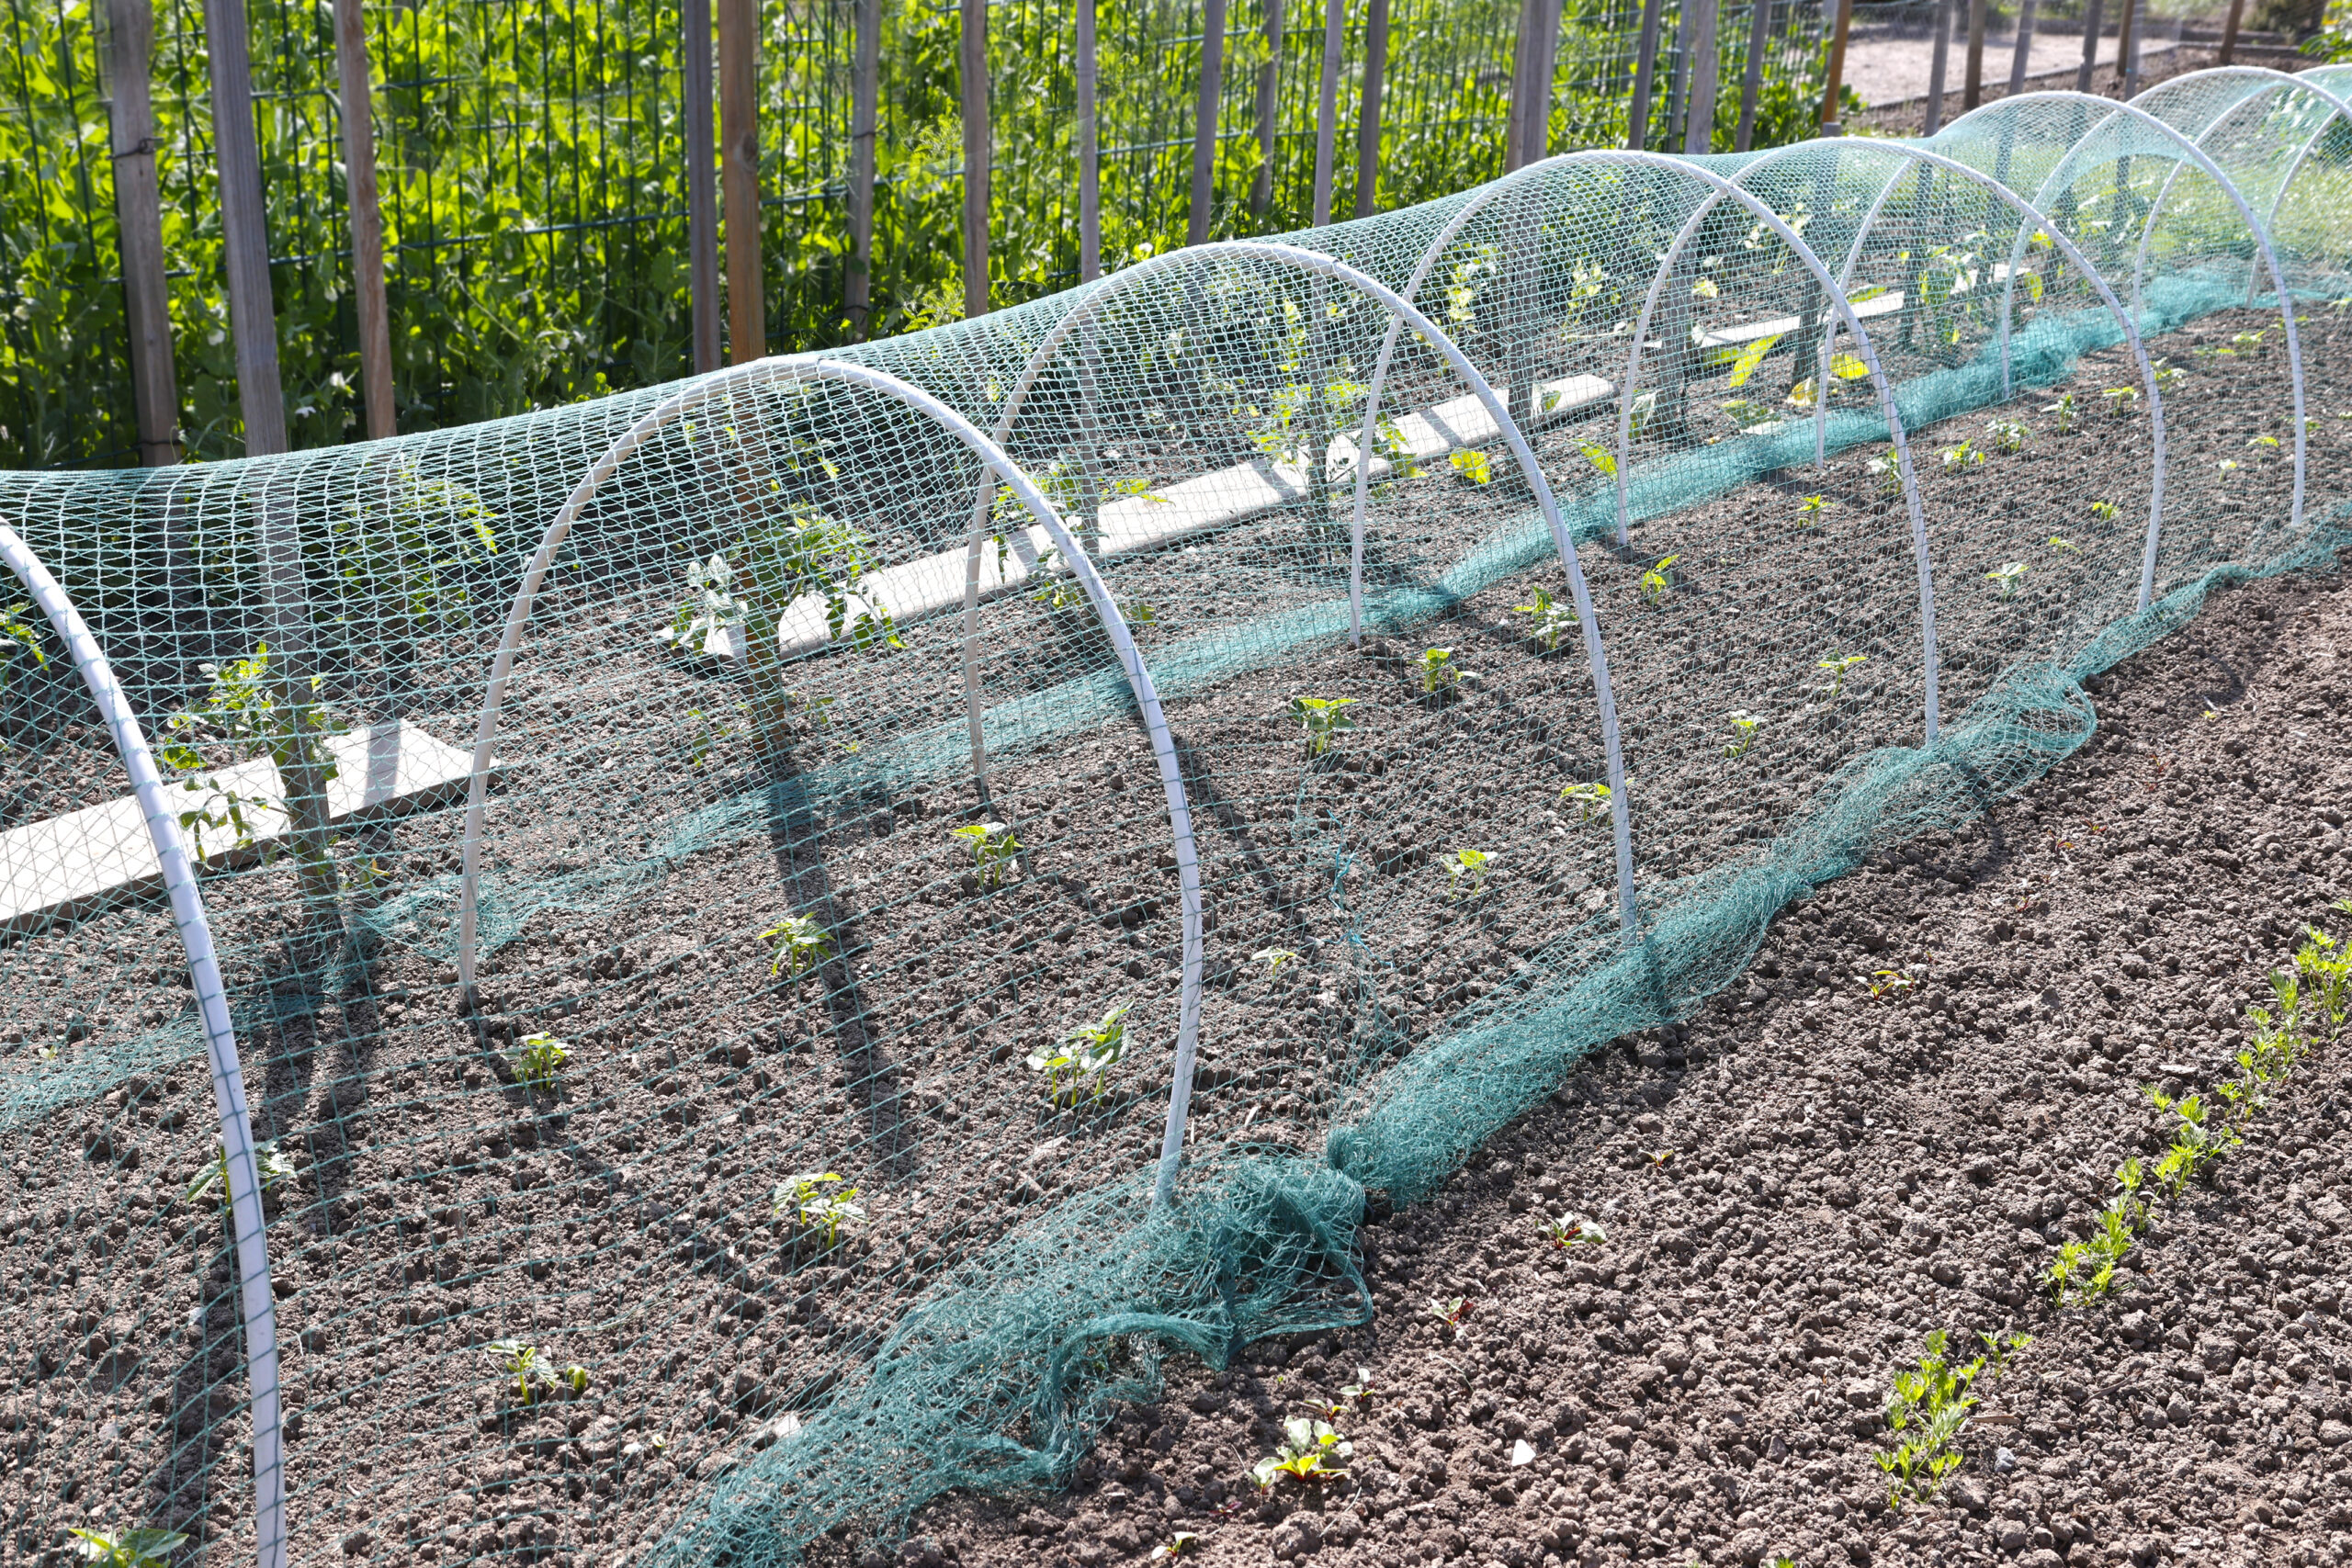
[908,562,2352,1566]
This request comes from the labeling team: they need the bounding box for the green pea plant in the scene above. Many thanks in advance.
[762,913,832,979]
[67,1529,187,1568]
[1816,652,1868,698]
[1513,586,1577,653]
[950,821,1021,887]
[186,1140,298,1208]
[1986,561,2028,599]
[1637,554,1680,606]
[1419,647,1476,699]
[1443,848,1494,901]
[1,602,46,695]
[1876,1328,2031,1507]
[158,645,344,893]
[1559,781,1611,822]
[1250,1416,1353,1492]
[510,1032,571,1092]
[773,1170,865,1248]
[1542,1212,1607,1249]
[1288,695,1360,758]
[1030,1003,1131,1106]
[482,1337,584,1406]
[1724,710,1763,759]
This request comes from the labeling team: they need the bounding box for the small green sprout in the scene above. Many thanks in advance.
[1442,848,1493,901]
[1419,647,1474,695]
[2144,1085,2240,1194]
[510,1032,571,1092]
[2247,434,2281,452]
[1559,781,1611,821]
[1148,1535,1202,1562]
[1986,561,2027,599]
[1542,1212,1607,1248]
[1876,1329,2030,1506]
[186,1140,297,1207]
[2217,458,2240,476]
[1250,1416,1352,1490]
[1939,440,1984,469]
[1512,586,1577,652]
[1252,947,1300,973]
[68,1529,187,1568]
[2046,536,2077,552]
[1724,710,1763,759]
[0,603,47,694]
[484,1337,555,1405]
[1796,493,1829,525]
[761,913,832,979]
[773,1170,865,1246]
[1866,446,1905,494]
[1637,554,1680,606]
[2101,386,2140,416]
[1288,695,1360,757]
[565,1364,590,1396]
[1816,652,1867,698]
[1060,1003,1132,1101]
[950,820,1021,886]
[2231,329,2267,347]
[2089,499,2120,520]
[1984,418,2029,453]
[1426,1295,1474,1334]
[1449,448,1493,485]
[1339,1367,1376,1404]
[2041,390,2077,433]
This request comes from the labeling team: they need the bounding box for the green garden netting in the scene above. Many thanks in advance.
[3,64,2352,1568]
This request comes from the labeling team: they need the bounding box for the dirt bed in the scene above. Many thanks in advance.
[902,564,2352,1565]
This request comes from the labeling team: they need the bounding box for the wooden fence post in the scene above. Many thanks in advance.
[1733,0,1772,152]
[332,0,394,440]
[1250,0,1283,217]
[1627,0,1665,148]
[2113,0,2138,94]
[1962,0,1986,109]
[683,0,719,371]
[2075,0,2105,94]
[1310,0,1342,223]
[1351,0,1385,217]
[1682,0,1718,152]
[961,0,990,316]
[1079,0,1102,276]
[1924,0,1951,133]
[718,0,763,362]
[1188,0,1228,245]
[104,0,177,465]
[201,0,287,455]
[2219,0,2245,63]
[1507,0,1538,170]
[2006,0,2038,94]
[847,0,880,333]
[1521,0,1562,164]
[1817,0,1852,134]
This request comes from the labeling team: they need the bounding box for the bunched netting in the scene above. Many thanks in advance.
[4,65,2352,1568]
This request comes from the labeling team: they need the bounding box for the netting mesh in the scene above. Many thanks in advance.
[4,65,2352,1568]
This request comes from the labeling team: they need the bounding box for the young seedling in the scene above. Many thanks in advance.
[1542,1212,1607,1249]
[1250,1416,1352,1490]
[1876,1329,2030,1507]
[1796,494,1830,525]
[1866,446,1905,495]
[186,1140,297,1207]
[1861,966,1919,1001]
[2046,536,2077,553]
[1986,561,2027,599]
[1449,449,1494,486]
[1148,1534,1201,1562]
[1443,848,1494,901]
[773,1170,865,1247]
[1512,586,1577,653]
[510,1032,570,1092]
[2048,1160,2148,1304]
[0,602,46,694]
[2041,390,2077,434]
[1427,1295,1475,1337]
[1059,1003,1132,1102]
[68,1530,187,1568]
[2101,386,2140,417]
[1724,710,1763,759]
[1984,419,2029,453]
[484,1337,556,1405]
[950,821,1021,887]
[1559,781,1611,822]
[1252,947,1301,973]
[1339,1367,1377,1404]
[1419,647,1476,697]
[2144,1086,2240,1194]
[1816,653,1868,698]
[1939,440,1984,469]
[2247,434,2281,454]
[1287,696,1360,758]
[762,914,832,979]
[2088,500,2120,521]
[1637,555,1680,606]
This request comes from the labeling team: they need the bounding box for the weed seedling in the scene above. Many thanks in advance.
[1986,561,2027,599]
[1816,653,1868,698]
[1638,555,1680,606]
[1513,586,1577,652]
[1449,449,1493,486]
[1288,696,1360,758]
[68,1530,187,1568]
[2041,390,2077,433]
[510,1032,570,1092]
[186,1140,297,1207]
[1724,710,1763,759]
[1250,1417,1352,1490]
[1543,1212,1607,1248]
[774,1170,865,1247]
[1443,848,1494,901]
[761,914,832,979]
[1419,647,1476,696]
[485,1337,555,1405]
[950,821,1021,886]
[1559,781,1611,822]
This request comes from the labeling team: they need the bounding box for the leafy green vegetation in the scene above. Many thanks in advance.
[774,1170,865,1247]
[951,821,1022,886]
[1876,1329,2030,1506]
[1559,781,1611,822]
[1030,1003,1131,1105]
[762,914,834,980]
[1250,1417,1351,1490]
[186,1140,298,1207]
[510,1032,571,1092]
[1288,696,1360,757]
[68,1529,187,1568]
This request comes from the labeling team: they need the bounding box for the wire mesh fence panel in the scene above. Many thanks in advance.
[5,65,2352,1568]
